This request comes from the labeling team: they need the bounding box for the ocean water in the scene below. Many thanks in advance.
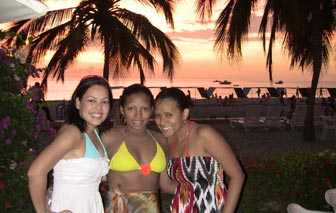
[28,77,336,101]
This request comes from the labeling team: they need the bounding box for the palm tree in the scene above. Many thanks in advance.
[195,0,336,141]
[4,0,180,87]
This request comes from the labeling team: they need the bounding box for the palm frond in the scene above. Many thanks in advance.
[46,25,90,82]
[195,0,216,21]
[214,0,256,61]
[27,21,71,64]
[117,8,180,79]
[137,0,175,28]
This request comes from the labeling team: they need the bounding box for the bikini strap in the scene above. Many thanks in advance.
[146,129,156,141]
[93,128,108,157]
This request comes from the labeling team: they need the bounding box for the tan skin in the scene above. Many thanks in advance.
[154,98,245,213]
[27,85,110,213]
[101,92,174,194]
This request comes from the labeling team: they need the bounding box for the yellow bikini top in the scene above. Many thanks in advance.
[109,131,166,176]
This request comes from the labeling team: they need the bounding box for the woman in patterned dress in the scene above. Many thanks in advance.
[154,87,245,213]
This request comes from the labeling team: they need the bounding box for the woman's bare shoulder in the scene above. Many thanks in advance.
[194,123,217,134]
[193,123,225,142]
[101,126,124,148]
[101,126,124,137]
[50,124,83,151]
[57,124,82,140]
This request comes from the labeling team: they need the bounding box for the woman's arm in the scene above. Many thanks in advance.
[27,125,81,213]
[159,169,177,194]
[199,125,245,213]
[152,130,177,194]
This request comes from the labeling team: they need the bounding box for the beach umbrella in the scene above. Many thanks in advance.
[0,0,48,23]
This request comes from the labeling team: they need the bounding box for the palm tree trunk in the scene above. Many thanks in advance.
[303,73,319,141]
[303,3,323,141]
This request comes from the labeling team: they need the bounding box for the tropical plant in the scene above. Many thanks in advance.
[3,0,180,88]
[238,150,335,212]
[195,0,336,141]
[0,31,56,212]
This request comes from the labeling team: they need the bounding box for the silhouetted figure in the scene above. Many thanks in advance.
[279,90,286,106]
[256,88,261,98]
[283,88,287,98]
[321,97,327,106]
[29,82,53,121]
[296,88,300,98]
[187,90,193,106]
[287,95,297,119]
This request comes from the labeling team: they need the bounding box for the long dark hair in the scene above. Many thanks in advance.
[65,75,113,132]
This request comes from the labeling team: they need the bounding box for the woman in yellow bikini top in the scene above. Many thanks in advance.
[109,129,166,175]
[101,84,173,213]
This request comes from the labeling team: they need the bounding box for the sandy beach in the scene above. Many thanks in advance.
[199,119,336,159]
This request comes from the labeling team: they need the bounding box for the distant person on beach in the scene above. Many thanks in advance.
[187,89,193,106]
[283,88,287,98]
[27,75,113,213]
[154,87,245,212]
[279,90,286,106]
[321,97,327,106]
[256,88,261,98]
[101,84,173,212]
[224,95,229,106]
[287,95,297,119]
[296,88,300,98]
[218,95,224,106]
[29,82,53,121]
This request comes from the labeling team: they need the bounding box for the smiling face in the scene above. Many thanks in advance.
[76,85,110,132]
[121,92,152,133]
[154,98,189,138]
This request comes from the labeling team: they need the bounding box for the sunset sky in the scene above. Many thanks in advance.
[7,0,336,85]
[45,0,336,84]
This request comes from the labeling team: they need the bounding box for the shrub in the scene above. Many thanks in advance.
[239,150,335,212]
[0,32,55,212]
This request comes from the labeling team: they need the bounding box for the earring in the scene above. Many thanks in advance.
[120,113,126,125]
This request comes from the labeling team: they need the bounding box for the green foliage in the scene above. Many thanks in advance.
[160,151,335,212]
[239,150,335,212]
[0,37,55,212]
